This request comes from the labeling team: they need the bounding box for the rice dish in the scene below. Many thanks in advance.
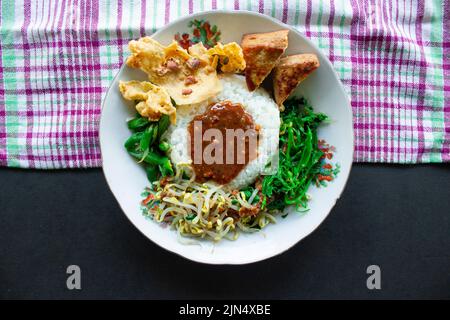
[165,74,280,190]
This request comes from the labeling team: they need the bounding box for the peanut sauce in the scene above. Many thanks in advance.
[188,101,259,185]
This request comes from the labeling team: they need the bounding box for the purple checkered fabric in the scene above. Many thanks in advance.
[0,0,449,168]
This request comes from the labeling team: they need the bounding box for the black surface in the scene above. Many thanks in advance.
[0,164,449,299]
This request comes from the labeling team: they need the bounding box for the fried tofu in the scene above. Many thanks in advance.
[273,54,320,106]
[241,30,289,91]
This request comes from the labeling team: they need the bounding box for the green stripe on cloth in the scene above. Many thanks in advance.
[426,0,444,162]
[1,0,20,167]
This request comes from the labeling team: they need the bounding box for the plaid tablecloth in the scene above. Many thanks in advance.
[0,0,448,168]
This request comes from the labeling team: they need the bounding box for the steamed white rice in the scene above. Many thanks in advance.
[164,74,280,190]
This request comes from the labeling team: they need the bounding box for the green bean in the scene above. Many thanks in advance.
[124,132,144,150]
[125,113,176,182]
[127,116,149,131]
[127,150,144,160]
[128,149,167,166]
[144,152,169,166]
[140,124,159,152]
[158,141,171,152]
[157,115,170,139]
[145,165,160,182]
[139,125,153,151]
[150,124,159,145]
[158,157,174,176]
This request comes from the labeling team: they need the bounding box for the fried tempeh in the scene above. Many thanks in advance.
[273,53,320,106]
[241,30,289,91]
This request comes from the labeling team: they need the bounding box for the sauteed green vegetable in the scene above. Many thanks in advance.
[124,113,174,181]
[262,97,339,211]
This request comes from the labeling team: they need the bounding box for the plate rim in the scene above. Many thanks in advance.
[99,9,354,265]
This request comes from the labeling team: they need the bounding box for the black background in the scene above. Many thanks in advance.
[1,164,449,299]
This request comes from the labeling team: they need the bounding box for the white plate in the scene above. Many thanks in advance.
[99,10,354,264]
